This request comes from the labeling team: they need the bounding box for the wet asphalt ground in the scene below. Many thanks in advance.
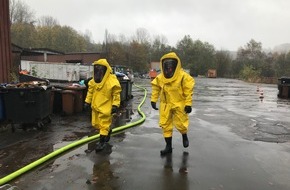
[1,78,290,190]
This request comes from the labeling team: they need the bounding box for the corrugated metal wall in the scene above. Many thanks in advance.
[0,0,12,83]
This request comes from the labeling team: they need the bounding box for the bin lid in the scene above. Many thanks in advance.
[65,86,86,90]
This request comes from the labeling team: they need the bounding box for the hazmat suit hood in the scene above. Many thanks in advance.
[92,59,112,88]
[160,52,182,83]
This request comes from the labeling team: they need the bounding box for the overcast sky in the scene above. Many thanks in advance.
[24,0,290,51]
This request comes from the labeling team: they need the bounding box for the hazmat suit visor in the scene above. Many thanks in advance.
[94,65,107,83]
[162,58,177,78]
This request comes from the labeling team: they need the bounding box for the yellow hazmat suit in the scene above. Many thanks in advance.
[85,59,121,136]
[151,52,195,138]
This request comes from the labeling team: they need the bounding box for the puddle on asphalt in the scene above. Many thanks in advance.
[46,100,138,176]
[3,78,290,188]
[42,95,144,186]
[44,133,124,188]
[194,78,290,144]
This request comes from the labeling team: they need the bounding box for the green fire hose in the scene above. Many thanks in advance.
[0,83,147,186]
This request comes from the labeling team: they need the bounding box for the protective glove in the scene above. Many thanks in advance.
[111,105,118,114]
[83,103,91,111]
[151,102,158,110]
[184,106,192,113]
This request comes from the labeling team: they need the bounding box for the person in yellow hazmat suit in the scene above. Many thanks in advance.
[151,52,195,156]
[85,59,122,152]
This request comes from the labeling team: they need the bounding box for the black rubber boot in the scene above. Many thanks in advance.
[182,133,189,148]
[160,137,172,156]
[105,129,112,142]
[95,135,106,152]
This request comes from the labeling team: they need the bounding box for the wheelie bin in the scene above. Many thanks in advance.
[0,93,4,121]
[0,84,52,131]
[64,86,86,113]
[61,90,77,115]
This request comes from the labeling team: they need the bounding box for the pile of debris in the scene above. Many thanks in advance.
[2,81,49,89]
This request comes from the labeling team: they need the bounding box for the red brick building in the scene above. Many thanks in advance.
[21,48,104,64]
[0,0,12,83]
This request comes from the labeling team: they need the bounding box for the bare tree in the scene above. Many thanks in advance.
[159,35,168,45]
[37,15,59,27]
[9,0,35,24]
[133,28,151,44]
[118,34,129,44]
